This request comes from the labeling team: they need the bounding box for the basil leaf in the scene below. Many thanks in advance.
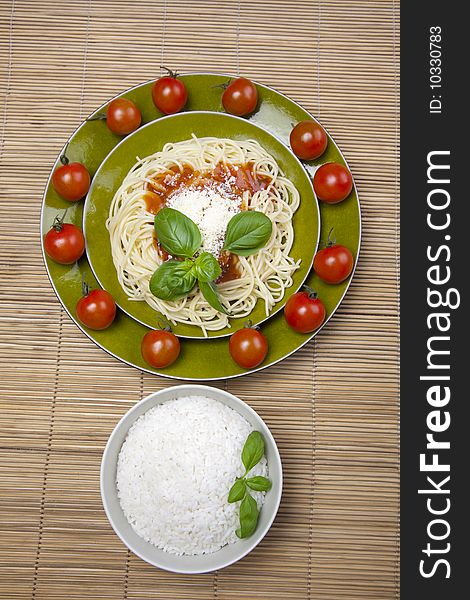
[193,252,222,282]
[246,476,272,492]
[149,259,196,300]
[223,211,272,256]
[241,431,265,473]
[199,280,229,315]
[154,207,202,258]
[235,493,259,539]
[228,478,246,503]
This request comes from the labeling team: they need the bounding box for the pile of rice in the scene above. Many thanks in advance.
[116,395,268,556]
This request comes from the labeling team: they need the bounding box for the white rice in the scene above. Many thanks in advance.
[116,395,268,556]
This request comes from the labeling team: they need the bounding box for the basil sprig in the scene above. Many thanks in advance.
[150,252,227,312]
[223,211,272,256]
[227,478,247,503]
[149,259,196,300]
[154,207,202,258]
[245,475,272,492]
[193,252,221,282]
[150,207,273,313]
[237,494,259,539]
[199,281,228,314]
[242,430,266,472]
[227,431,272,539]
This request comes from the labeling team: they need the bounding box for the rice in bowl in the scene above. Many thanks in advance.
[116,395,268,556]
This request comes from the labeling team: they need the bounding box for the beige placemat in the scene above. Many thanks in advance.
[0,1,400,598]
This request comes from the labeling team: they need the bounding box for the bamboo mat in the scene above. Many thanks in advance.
[0,1,400,598]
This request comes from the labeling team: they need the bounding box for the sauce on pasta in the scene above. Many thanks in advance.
[107,136,300,335]
[146,162,272,282]
[144,162,271,214]
[217,251,240,283]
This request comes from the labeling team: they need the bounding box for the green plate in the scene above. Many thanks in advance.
[41,74,361,380]
[83,111,319,338]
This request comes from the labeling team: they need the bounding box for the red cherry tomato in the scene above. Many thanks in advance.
[43,213,85,265]
[52,154,90,202]
[222,77,258,117]
[76,287,116,330]
[141,329,180,368]
[290,121,328,160]
[106,98,141,135]
[152,68,187,115]
[284,289,326,333]
[313,162,353,204]
[229,325,268,369]
[314,230,354,284]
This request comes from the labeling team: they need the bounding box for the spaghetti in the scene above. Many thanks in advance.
[107,136,300,335]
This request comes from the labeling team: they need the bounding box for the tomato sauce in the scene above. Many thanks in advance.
[152,237,171,261]
[143,191,166,214]
[217,251,240,283]
[147,162,271,281]
[145,165,198,213]
[145,162,271,214]
[211,162,271,194]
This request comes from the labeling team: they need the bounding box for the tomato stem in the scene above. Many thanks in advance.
[59,143,69,165]
[52,209,68,232]
[302,285,318,299]
[157,318,173,332]
[87,112,107,121]
[160,65,179,78]
[326,227,336,247]
[212,79,231,90]
[243,319,259,330]
[81,275,90,298]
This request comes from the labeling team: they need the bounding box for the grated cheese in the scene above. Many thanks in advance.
[167,186,242,256]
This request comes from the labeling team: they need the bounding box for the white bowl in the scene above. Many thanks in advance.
[100,384,283,573]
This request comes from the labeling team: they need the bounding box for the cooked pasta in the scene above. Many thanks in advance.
[107,136,300,335]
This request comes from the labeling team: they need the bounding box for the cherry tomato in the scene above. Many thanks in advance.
[229,325,268,369]
[314,230,354,284]
[44,213,85,265]
[152,68,187,115]
[222,77,258,117]
[106,98,141,135]
[52,154,90,202]
[313,162,353,204]
[141,329,180,368]
[284,289,326,333]
[76,286,116,330]
[290,121,327,160]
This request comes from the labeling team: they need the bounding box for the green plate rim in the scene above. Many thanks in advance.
[40,73,362,380]
[82,110,320,338]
